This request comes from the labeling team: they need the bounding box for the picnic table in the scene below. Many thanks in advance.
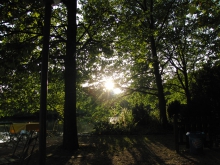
[0,122,40,165]
[0,122,39,144]
[10,123,39,134]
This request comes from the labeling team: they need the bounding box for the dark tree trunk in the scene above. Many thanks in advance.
[183,71,191,105]
[176,58,191,115]
[182,67,191,116]
[63,0,79,150]
[39,1,52,164]
[149,0,167,127]
[150,36,168,127]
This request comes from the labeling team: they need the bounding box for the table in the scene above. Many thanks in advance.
[0,122,39,147]
[10,123,39,134]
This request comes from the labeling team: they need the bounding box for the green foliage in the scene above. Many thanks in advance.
[93,108,136,135]
[132,103,150,125]
[0,71,41,116]
[91,100,165,135]
[189,5,197,14]
[167,100,181,119]
[0,0,45,116]
[164,77,187,105]
[191,64,220,117]
[1,0,220,135]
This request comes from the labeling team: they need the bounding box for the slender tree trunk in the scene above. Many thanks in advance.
[149,0,167,127]
[150,36,168,127]
[177,58,191,115]
[183,69,191,116]
[63,0,79,150]
[39,1,51,164]
[183,73,191,104]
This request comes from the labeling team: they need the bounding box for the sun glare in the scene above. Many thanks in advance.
[103,78,122,94]
[113,88,122,94]
[104,79,114,90]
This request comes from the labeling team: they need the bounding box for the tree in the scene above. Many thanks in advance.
[162,2,198,108]
[163,0,220,109]
[1,0,220,139]
[61,0,116,149]
[62,0,79,150]
[148,0,170,127]
[109,0,183,126]
[1,0,117,149]
[191,64,220,117]
[0,0,44,116]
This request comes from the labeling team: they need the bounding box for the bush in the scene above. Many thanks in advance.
[132,103,151,126]
[93,108,137,135]
[191,64,220,117]
[167,100,181,119]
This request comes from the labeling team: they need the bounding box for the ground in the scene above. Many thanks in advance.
[1,134,220,165]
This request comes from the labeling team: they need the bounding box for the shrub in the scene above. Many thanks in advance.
[93,108,137,135]
[167,100,181,119]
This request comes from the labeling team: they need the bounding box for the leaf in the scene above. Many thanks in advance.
[189,6,197,14]
[8,12,12,17]
[33,12,40,17]
[149,63,153,68]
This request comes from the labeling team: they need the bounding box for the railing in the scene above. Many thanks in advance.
[173,115,220,153]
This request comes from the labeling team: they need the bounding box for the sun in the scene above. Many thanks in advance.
[104,79,114,90]
[103,78,122,94]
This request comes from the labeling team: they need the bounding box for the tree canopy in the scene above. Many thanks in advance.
[1,0,220,146]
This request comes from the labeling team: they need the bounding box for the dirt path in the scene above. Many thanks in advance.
[45,134,220,165]
[1,134,220,165]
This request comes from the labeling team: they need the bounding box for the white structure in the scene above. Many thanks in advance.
[109,117,120,124]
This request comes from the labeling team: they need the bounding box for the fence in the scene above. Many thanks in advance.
[173,114,220,153]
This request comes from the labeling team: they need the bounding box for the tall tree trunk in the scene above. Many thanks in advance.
[183,69,191,115]
[39,1,51,164]
[182,61,191,107]
[149,0,167,127]
[63,0,79,150]
[177,58,191,115]
[150,36,168,127]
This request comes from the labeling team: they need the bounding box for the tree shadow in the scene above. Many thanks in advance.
[75,135,167,165]
[21,134,220,165]
[146,134,220,165]
[38,135,167,165]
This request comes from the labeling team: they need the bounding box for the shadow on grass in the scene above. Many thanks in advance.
[56,135,169,165]
[22,134,220,165]
[92,135,167,164]
[28,135,167,165]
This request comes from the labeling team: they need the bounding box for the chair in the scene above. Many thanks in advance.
[0,131,39,165]
[18,131,39,165]
[0,122,16,148]
[0,123,39,165]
